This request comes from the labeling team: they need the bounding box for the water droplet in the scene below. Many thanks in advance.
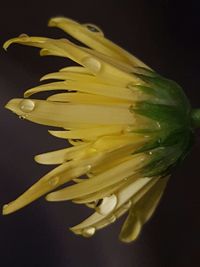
[82,57,101,73]
[84,24,104,36]
[96,194,117,215]
[82,227,96,237]
[156,122,161,129]
[87,165,92,171]
[19,33,29,38]
[19,99,35,113]
[124,126,134,133]
[19,115,27,120]
[48,176,59,186]
[157,138,162,145]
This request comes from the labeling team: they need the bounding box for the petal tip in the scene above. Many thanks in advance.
[2,203,15,215]
[5,98,17,112]
[3,40,12,51]
[45,193,54,202]
[3,35,29,51]
[5,98,23,115]
[48,17,61,27]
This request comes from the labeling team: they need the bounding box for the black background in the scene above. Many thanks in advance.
[0,0,200,266]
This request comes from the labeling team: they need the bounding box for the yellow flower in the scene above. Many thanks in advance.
[3,17,194,243]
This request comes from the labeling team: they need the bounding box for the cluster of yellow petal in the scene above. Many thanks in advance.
[3,17,169,242]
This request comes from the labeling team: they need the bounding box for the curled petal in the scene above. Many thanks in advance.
[3,161,89,215]
[48,17,151,69]
[119,176,169,242]
[46,154,148,201]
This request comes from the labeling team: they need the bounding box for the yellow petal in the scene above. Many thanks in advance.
[48,17,151,69]
[49,125,126,140]
[34,143,90,165]
[40,71,101,83]
[47,92,131,107]
[73,180,126,204]
[24,79,140,101]
[71,176,154,235]
[4,35,141,86]
[91,134,148,152]
[46,154,147,201]
[6,98,135,127]
[134,176,169,224]
[59,66,92,74]
[119,176,169,242]
[70,201,131,235]
[2,161,89,215]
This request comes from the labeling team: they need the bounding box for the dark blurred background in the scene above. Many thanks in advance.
[0,0,200,266]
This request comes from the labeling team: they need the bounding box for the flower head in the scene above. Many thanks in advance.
[3,17,197,242]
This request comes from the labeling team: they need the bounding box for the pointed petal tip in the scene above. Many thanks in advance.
[119,221,141,243]
[45,193,54,202]
[48,17,78,27]
[5,98,27,117]
[3,39,15,51]
[48,17,70,27]
[48,17,60,27]
[34,155,41,164]
[3,35,29,51]
[3,41,9,51]
[2,204,10,215]
[2,202,18,215]
[45,193,56,202]
[39,48,51,57]
[5,98,19,113]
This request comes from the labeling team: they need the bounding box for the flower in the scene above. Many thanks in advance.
[3,17,198,242]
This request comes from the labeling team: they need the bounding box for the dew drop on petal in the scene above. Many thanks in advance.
[19,99,35,113]
[82,227,96,237]
[87,165,92,171]
[48,176,60,186]
[19,33,29,38]
[156,122,161,129]
[82,57,101,73]
[84,24,104,36]
[96,194,117,215]
[19,115,27,120]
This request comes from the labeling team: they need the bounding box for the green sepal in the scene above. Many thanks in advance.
[142,130,193,177]
[135,72,190,112]
[131,102,185,126]
[129,68,195,178]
